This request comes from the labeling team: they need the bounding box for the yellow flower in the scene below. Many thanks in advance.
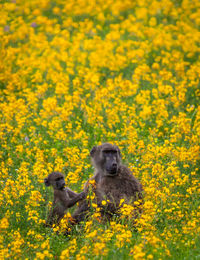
[0,217,9,230]
[101,200,107,206]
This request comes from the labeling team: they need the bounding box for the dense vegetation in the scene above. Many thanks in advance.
[0,0,200,259]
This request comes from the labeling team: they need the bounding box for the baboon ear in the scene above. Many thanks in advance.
[90,146,97,157]
[117,146,121,157]
[44,178,50,186]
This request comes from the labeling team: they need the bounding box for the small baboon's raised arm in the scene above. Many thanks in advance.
[71,143,143,223]
[44,171,85,227]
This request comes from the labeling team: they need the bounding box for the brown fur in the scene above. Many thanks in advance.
[72,143,143,223]
[44,171,85,226]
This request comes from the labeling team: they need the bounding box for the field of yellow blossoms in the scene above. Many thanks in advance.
[0,0,200,259]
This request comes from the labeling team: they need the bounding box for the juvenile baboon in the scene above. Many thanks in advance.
[71,143,143,223]
[44,171,85,226]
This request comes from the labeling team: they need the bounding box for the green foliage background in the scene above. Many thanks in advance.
[0,0,200,259]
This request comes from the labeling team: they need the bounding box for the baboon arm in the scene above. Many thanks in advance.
[58,191,85,208]
[67,188,79,198]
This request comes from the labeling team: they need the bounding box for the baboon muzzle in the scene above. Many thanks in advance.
[106,164,118,175]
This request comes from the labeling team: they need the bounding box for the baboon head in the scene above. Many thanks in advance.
[44,171,66,190]
[90,143,121,176]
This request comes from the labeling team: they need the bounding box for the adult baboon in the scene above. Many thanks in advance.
[72,143,143,223]
[44,171,85,226]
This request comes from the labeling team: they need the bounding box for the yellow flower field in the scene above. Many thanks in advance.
[0,0,200,258]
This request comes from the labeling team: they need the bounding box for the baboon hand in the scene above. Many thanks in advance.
[79,191,86,200]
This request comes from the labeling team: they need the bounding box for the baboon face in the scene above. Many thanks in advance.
[44,172,66,190]
[90,143,121,176]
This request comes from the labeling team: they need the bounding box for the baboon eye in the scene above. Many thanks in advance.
[103,150,117,155]
[56,177,63,181]
[103,150,110,155]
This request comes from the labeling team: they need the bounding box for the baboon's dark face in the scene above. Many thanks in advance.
[90,143,121,176]
[44,172,66,190]
[54,175,65,190]
[102,149,118,175]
